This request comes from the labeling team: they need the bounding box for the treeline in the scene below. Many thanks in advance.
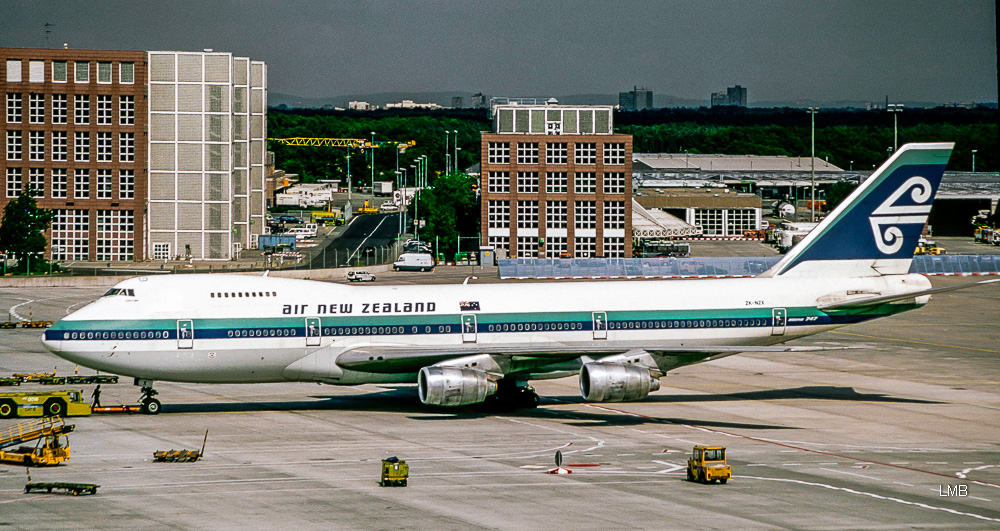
[268,107,997,182]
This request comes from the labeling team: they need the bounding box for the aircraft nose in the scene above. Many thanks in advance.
[40,328,62,354]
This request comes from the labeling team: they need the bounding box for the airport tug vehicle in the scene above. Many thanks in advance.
[380,456,408,487]
[687,446,731,484]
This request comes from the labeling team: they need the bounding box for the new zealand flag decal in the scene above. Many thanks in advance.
[460,301,481,311]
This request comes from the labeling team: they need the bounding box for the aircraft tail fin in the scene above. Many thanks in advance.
[760,142,953,278]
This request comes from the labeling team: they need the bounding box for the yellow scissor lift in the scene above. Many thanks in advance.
[0,417,75,466]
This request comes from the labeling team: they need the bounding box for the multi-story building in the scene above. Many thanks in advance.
[1,47,266,261]
[710,85,748,108]
[2,49,147,261]
[480,104,632,258]
[619,86,654,112]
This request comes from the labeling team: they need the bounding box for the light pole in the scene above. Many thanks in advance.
[807,107,818,222]
[453,130,459,173]
[971,149,977,172]
[888,103,903,151]
[454,147,462,173]
[370,131,376,193]
[849,160,853,171]
[444,130,450,174]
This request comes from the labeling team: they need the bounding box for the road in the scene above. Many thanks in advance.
[308,212,404,269]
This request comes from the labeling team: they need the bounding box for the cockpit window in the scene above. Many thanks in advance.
[102,288,135,297]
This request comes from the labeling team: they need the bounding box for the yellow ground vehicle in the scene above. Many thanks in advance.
[356,200,379,214]
[311,210,345,226]
[0,390,92,418]
[380,457,408,487]
[0,417,74,466]
[915,240,946,255]
[687,446,731,484]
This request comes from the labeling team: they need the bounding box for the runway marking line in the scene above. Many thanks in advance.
[831,331,1000,354]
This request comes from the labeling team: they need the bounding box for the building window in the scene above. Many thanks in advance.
[603,237,625,258]
[487,236,508,256]
[51,169,68,198]
[152,243,171,260]
[6,168,22,198]
[74,131,90,162]
[29,131,44,161]
[604,172,626,194]
[120,62,134,84]
[5,60,21,82]
[52,61,67,82]
[517,201,539,228]
[96,169,112,199]
[97,62,112,84]
[726,208,757,237]
[51,131,67,161]
[574,237,596,258]
[574,143,597,165]
[574,172,596,194]
[604,201,626,229]
[545,236,567,258]
[6,93,22,123]
[487,200,509,228]
[487,142,510,164]
[694,208,724,236]
[6,130,22,160]
[516,142,539,165]
[546,201,568,228]
[50,94,67,124]
[29,94,44,124]
[29,61,44,83]
[28,168,44,197]
[52,209,90,260]
[96,132,112,162]
[575,201,597,229]
[604,142,626,165]
[516,237,538,258]
[74,61,89,83]
[516,171,538,193]
[96,210,134,261]
[544,172,566,194]
[96,95,112,125]
[546,142,568,165]
[74,94,90,125]
[118,170,135,200]
[487,171,509,193]
[74,169,90,199]
[119,132,135,162]
[119,95,135,125]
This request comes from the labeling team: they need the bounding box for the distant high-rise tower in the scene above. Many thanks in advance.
[451,96,464,109]
[711,85,748,107]
[618,86,653,111]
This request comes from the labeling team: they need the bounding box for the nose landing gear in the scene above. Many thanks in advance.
[134,378,161,415]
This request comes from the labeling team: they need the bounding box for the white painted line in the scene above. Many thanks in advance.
[927,462,948,465]
[780,450,798,453]
[817,463,839,466]
[893,482,915,487]
[968,496,992,502]
[784,463,802,466]
[889,462,910,465]
[747,464,767,467]
[821,467,878,480]
[617,454,635,457]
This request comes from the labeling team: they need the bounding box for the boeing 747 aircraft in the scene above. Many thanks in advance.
[40,143,996,414]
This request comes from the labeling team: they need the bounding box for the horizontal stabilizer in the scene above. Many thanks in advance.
[819,278,1000,310]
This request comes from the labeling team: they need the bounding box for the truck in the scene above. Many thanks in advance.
[393,253,434,272]
[374,181,394,197]
[0,390,93,418]
[380,456,408,486]
[311,210,345,226]
[0,432,71,466]
[687,446,731,484]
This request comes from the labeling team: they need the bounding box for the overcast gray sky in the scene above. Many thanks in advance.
[2,0,996,103]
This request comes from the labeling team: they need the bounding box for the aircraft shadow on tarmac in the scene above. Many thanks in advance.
[641,385,940,405]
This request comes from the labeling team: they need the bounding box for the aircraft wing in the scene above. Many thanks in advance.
[819,278,1000,311]
[336,344,841,374]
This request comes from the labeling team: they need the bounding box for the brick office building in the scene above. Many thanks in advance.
[480,104,633,258]
[2,47,267,262]
[2,49,147,261]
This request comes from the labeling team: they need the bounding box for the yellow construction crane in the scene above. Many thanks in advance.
[268,138,415,151]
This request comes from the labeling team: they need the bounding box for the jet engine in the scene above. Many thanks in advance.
[418,366,498,406]
[579,363,660,402]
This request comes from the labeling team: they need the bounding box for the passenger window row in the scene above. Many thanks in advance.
[228,328,297,338]
[488,322,581,332]
[609,318,767,330]
[212,291,277,298]
[63,330,167,340]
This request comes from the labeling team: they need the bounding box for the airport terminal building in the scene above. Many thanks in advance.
[480,104,633,258]
[1,47,267,261]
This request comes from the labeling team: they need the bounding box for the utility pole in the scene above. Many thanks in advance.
[887,104,903,151]
[807,107,818,222]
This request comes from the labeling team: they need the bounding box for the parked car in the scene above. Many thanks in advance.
[379,201,399,212]
[274,215,303,224]
[347,270,376,282]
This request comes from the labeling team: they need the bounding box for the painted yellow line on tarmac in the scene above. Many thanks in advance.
[831,331,1000,354]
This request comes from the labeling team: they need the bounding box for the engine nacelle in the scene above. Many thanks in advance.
[579,363,660,402]
[418,366,498,406]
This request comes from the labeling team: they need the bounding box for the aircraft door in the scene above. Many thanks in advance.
[461,314,477,343]
[592,312,607,340]
[305,317,321,347]
[177,320,194,349]
[771,308,787,336]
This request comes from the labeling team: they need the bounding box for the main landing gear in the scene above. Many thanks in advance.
[134,378,161,415]
[482,380,541,411]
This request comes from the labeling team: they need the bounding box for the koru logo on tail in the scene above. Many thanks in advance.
[869,176,933,254]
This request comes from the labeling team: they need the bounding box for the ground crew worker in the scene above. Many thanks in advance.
[91,385,101,407]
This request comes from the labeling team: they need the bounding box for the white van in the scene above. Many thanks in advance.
[393,253,434,272]
[285,227,316,240]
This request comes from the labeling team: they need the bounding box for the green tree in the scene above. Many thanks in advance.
[824,181,859,211]
[413,173,480,256]
[0,188,54,274]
